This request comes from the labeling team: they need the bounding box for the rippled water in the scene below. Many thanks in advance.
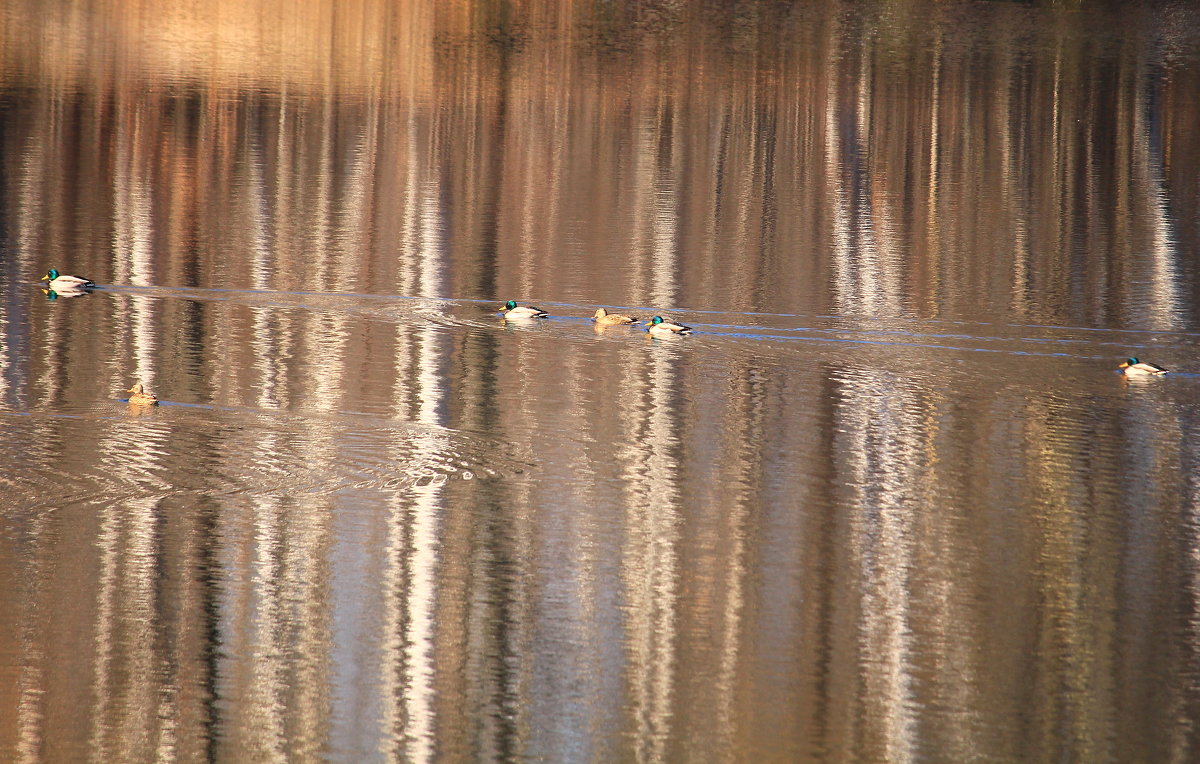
[3,1,1200,761]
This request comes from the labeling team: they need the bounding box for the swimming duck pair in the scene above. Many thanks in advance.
[501,301,693,335]
[595,308,692,335]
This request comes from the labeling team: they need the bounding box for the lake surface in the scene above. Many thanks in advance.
[3,0,1200,761]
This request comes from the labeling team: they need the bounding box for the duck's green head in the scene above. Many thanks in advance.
[1127,357,1139,365]
[504,300,517,310]
[42,268,60,281]
[650,316,665,325]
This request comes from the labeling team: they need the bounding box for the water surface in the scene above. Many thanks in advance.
[2,1,1200,761]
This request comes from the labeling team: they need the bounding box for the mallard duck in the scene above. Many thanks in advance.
[500,300,548,319]
[645,316,692,336]
[126,383,159,405]
[40,268,96,291]
[593,307,639,326]
[1118,357,1167,375]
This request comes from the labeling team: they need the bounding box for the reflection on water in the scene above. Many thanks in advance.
[3,0,1200,761]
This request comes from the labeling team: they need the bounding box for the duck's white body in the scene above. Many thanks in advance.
[501,301,548,319]
[41,269,95,291]
[1119,358,1167,375]
[646,316,692,336]
[504,306,547,319]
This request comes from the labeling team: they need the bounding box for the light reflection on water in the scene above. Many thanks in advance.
[3,0,1200,761]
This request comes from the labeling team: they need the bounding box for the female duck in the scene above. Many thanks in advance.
[500,300,548,319]
[1118,357,1167,375]
[40,268,96,291]
[126,383,159,405]
[646,316,692,336]
[593,307,639,326]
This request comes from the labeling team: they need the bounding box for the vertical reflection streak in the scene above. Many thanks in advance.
[380,138,445,761]
[220,107,296,758]
[831,37,896,319]
[6,117,48,409]
[1131,76,1181,329]
[709,371,764,758]
[14,126,47,280]
[629,91,679,310]
[337,101,378,294]
[85,495,165,761]
[651,101,678,310]
[397,107,423,297]
[0,271,11,406]
[1004,43,1031,318]
[246,123,289,411]
[617,88,686,758]
[20,125,68,405]
[859,50,902,317]
[14,538,45,764]
[86,501,121,758]
[111,95,159,396]
[837,373,919,763]
[1182,475,1200,760]
[86,372,176,756]
[312,94,336,289]
[620,348,681,764]
[826,37,853,318]
[120,498,161,757]
[925,33,943,317]
[244,496,288,761]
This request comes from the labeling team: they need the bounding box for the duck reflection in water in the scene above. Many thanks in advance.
[42,288,89,300]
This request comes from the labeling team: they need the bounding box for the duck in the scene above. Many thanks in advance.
[593,307,639,326]
[1118,357,1167,375]
[500,300,548,319]
[126,383,159,405]
[645,316,693,336]
[40,268,96,291]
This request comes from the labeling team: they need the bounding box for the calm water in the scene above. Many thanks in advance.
[3,0,1200,761]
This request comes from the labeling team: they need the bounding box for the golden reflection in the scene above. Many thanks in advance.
[832,370,926,762]
[698,366,766,758]
[619,347,682,763]
[224,495,287,761]
[86,498,162,760]
[1023,395,1123,761]
[111,99,161,398]
[375,120,447,759]
[12,523,47,764]
[1183,500,1200,758]
[627,95,680,311]
[374,340,446,762]
[0,283,9,407]
[2,2,1200,762]
[1128,83,1182,330]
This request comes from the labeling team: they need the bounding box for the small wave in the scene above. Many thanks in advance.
[89,286,1200,367]
[0,403,536,509]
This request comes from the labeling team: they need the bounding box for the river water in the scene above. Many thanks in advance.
[2,1,1200,761]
